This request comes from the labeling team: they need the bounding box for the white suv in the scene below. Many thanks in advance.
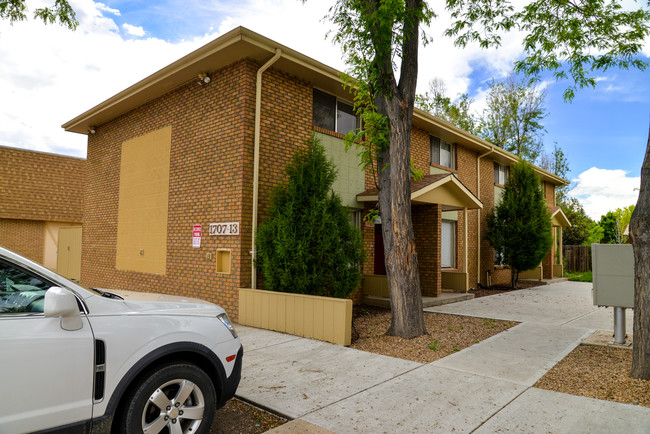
[0,246,242,433]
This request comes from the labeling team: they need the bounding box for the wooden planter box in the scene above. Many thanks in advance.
[239,288,353,346]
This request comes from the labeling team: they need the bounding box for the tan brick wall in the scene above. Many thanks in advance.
[413,204,441,297]
[357,126,520,292]
[0,146,85,222]
[82,59,258,318]
[0,218,45,263]
[81,59,314,319]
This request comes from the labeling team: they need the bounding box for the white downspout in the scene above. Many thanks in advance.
[476,148,494,286]
[251,49,282,289]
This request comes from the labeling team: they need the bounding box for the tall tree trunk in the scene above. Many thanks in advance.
[376,0,427,338]
[379,95,426,338]
[631,128,650,379]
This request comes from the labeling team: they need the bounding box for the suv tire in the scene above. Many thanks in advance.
[119,362,216,434]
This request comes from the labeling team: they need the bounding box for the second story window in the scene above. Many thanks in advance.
[313,89,358,135]
[430,136,455,169]
[494,162,509,185]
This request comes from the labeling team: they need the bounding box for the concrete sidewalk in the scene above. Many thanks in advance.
[235,282,650,433]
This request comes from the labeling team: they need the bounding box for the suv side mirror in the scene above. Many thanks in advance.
[44,287,83,331]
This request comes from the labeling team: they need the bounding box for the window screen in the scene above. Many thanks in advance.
[313,89,336,131]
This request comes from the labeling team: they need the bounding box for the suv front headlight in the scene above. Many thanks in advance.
[217,312,238,338]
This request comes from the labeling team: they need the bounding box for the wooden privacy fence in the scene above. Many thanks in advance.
[563,245,591,272]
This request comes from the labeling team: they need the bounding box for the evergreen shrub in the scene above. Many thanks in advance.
[256,136,364,298]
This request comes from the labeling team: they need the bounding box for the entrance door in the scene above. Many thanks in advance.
[374,223,386,275]
[57,226,82,281]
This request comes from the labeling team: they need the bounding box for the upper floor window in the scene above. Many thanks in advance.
[313,89,358,135]
[494,162,509,185]
[430,136,455,169]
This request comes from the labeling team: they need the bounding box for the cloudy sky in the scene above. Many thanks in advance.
[0,0,647,220]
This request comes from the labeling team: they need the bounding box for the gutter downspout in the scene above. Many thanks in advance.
[251,49,282,289]
[476,148,494,287]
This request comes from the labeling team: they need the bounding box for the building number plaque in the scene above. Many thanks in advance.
[209,222,239,236]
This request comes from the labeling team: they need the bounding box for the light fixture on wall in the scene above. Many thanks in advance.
[197,73,210,85]
[88,127,96,134]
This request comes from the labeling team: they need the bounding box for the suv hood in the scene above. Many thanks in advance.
[101,289,224,317]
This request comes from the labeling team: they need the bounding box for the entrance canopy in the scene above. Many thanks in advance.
[356,173,483,210]
[549,206,571,227]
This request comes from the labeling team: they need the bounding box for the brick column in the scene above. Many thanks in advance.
[413,204,442,297]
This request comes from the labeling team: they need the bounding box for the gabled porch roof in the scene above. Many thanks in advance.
[356,173,483,210]
[549,206,571,227]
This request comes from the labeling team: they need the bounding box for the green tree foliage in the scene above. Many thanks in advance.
[446,0,650,101]
[0,0,78,29]
[478,75,546,162]
[599,210,621,244]
[539,143,570,202]
[615,205,635,243]
[561,198,602,245]
[317,0,648,338]
[256,136,364,298]
[415,78,477,134]
[599,205,635,244]
[486,161,552,287]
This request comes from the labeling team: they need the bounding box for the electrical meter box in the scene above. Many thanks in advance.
[591,243,634,308]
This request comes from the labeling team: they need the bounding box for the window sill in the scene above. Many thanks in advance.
[430,163,458,174]
[313,126,347,139]
[494,183,505,188]
[494,265,510,270]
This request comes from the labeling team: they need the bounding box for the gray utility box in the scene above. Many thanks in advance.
[592,243,634,308]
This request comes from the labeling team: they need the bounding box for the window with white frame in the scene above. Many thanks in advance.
[494,162,509,185]
[430,136,455,169]
[313,89,358,135]
[441,220,456,268]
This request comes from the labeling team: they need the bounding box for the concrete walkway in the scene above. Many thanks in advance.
[235,282,650,433]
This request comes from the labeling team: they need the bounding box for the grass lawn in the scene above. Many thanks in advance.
[565,270,592,282]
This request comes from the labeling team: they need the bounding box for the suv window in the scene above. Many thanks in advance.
[0,261,51,314]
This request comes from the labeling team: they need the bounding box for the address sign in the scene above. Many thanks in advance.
[209,222,239,236]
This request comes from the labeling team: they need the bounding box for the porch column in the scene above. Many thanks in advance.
[558,226,564,276]
[464,207,468,293]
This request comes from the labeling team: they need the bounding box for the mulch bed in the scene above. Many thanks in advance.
[535,345,650,408]
[470,280,543,298]
[351,305,517,363]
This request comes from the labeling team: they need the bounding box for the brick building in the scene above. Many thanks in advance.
[62,27,568,319]
[0,146,86,279]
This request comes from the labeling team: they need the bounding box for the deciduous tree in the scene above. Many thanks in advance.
[561,198,602,246]
[630,130,650,379]
[319,0,649,339]
[478,75,546,162]
[0,0,77,29]
[415,78,477,134]
[539,143,570,202]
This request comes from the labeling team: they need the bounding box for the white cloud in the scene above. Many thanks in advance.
[0,0,217,157]
[0,0,647,162]
[569,167,640,220]
[95,2,120,16]
[122,23,145,37]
